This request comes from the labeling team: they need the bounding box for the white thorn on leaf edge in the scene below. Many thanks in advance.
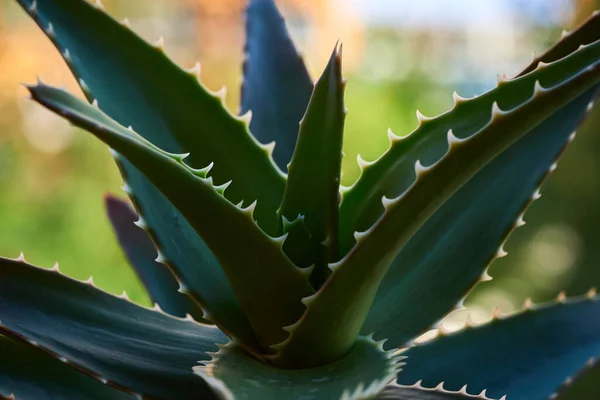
[153,36,165,51]
[452,91,467,104]
[416,109,432,125]
[46,22,55,38]
[62,49,72,63]
[15,252,26,262]
[121,18,132,27]
[414,159,431,176]
[28,0,37,13]
[94,0,105,9]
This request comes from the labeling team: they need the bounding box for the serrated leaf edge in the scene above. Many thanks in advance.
[0,254,226,400]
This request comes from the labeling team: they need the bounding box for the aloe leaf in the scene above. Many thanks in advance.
[27,83,315,348]
[360,18,600,348]
[518,11,599,77]
[104,194,205,322]
[0,256,226,400]
[193,335,401,400]
[241,0,314,170]
[376,382,502,399]
[279,45,346,287]
[16,0,285,232]
[551,357,600,399]
[0,335,134,400]
[16,0,278,354]
[360,88,598,347]
[398,293,600,400]
[274,46,600,367]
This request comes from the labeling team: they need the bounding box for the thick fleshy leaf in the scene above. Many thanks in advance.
[273,46,600,367]
[0,335,134,400]
[194,335,401,400]
[15,0,278,355]
[28,83,315,348]
[376,382,502,400]
[279,45,346,287]
[360,17,600,348]
[360,89,598,346]
[241,0,313,170]
[105,194,205,321]
[0,256,227,400]
[398,294,600,400]
[551,357,600,400]
[16,0,285,231]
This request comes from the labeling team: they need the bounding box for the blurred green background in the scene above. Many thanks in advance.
[0,0,599,332]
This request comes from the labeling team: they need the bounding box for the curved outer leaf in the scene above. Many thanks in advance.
[193,335,401,400]
[0,335,134,400]
[279,45,346,287]
[0,256,227,400]
[360,17,600,348]
[376,382,502,400]
[551,357,600,400]
[273,45,600,367]
[16,0,285,231]
[28,83,315,348]
[104,195,205,321]
[241,0,314,171]
[15,0,283,352]
[398,293,600,400]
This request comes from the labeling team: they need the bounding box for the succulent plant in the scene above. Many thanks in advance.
[2,0,600,399]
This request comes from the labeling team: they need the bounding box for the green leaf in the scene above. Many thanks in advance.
[376,382,502,399]
[0,256,226,400]
[279,45,346,287]
[104,194,205,322]
[0,335,134,400]
[16,0,285,231]
[242,0,314,171]
[338,40,600,255]
[551,357,600,400]
[274,43,600,367]
[194,335,401,400]
[360,15,600,348]
[15,0,280,355]
[27,83,315,348]
[398,293,600,400]
[518,11,599,77]
[360,88,599,347]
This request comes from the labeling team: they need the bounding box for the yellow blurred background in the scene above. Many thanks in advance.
[0,0,599,328]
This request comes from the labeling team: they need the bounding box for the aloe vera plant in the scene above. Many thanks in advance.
[2,0,600,398]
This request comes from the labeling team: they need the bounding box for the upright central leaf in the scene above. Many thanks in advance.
[279,45,346,287]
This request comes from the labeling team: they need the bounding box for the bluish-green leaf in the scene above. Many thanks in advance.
[0,256,226,400]
[279,45,346,287]
[27,83,315,348]
[552,357,600,400]
[15,0,285,231]
[398,294,600,400]
[360,16,600,348]
[0,335,134,400]
[105,194,205,321]
[272,44,600,368]
[15,0,275,354]
[242,0,313,170]
[194,335,401,400]
[360,87,598,347]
